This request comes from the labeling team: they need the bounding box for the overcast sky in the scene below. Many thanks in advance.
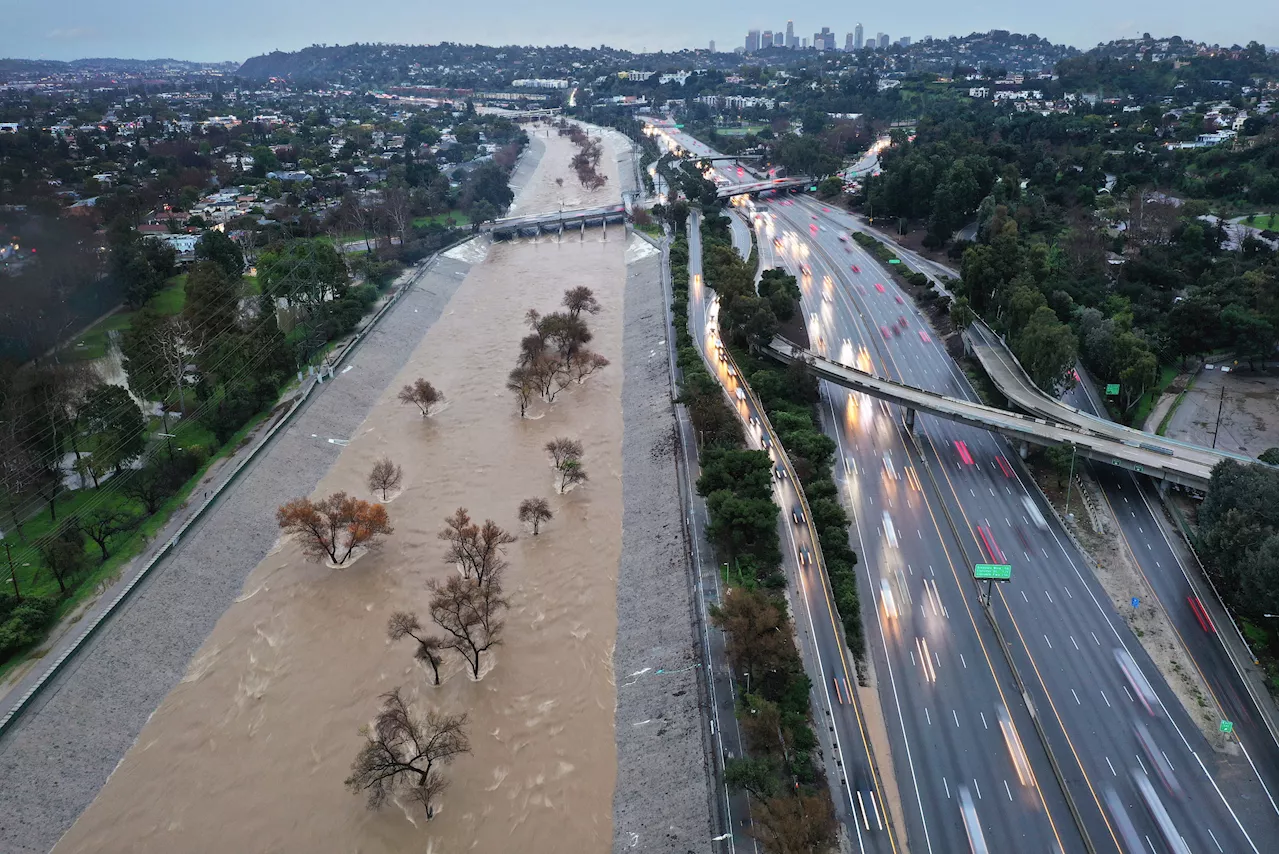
[4,0,1276,63]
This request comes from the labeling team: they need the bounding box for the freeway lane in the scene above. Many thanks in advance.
[799,197,1279,819]
[763,194,1274,854]
[751,209,1079,854]
[1061,377,1280,824]
[689,214,900,854]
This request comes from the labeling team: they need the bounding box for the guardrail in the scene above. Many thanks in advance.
[0,242,465,738]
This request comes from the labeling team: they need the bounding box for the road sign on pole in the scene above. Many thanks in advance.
[974,564,1012,581]
[1105,383,1120,396]
[1220,720,1234,734]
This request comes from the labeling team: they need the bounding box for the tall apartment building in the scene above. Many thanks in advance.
[854,23,864,50]
[898,36,911,47]
[709,40,716,52]
[746,29,760,52]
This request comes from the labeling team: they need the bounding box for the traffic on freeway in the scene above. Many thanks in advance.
[688,212,901,854]
[661,123,1276,854]
[753,190,1275,854]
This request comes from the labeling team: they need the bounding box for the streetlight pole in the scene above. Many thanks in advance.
[1063,444,1079,519]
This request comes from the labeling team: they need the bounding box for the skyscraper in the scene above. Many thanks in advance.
[813,27,835,52]
[854,23,864,50]
[762,31,773,49]
[898,36,911,47]
[878,32,890,49]
[709,40,716,52]
[845,32,854,51]
[774,31,785,47]
[785,20,795,48]
[746,30,760,53]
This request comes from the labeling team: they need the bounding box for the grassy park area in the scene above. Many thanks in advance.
[412,211,471,228]
[1242,213,1278,231]
[61,274,188,361]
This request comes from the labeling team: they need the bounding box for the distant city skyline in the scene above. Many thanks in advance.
[1,0,1274,62]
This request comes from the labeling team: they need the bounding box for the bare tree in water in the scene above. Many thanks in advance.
[367,457,403,501]
[428,574,508,678]
[544,437,583,468]
[437,507,516,586]
[562,286,601,319]
[387,611,445,685]
[517,497,553,534]
[398,378,443,416]
[345,688,469,818]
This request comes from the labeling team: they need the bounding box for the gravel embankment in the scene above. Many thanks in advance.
[0,255,474,854]
[612,243,715,852]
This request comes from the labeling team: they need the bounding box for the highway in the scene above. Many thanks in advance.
[689,213,902,854]
[657,124,1277,854]
[752,190,1275,854]
[966,321,1259,478]
[827,204,1280,832]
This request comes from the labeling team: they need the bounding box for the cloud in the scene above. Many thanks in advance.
[45,27,96,41]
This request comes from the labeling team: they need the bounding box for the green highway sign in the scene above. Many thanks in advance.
[888,259,902,264]
[675,124,684,128]
[974,564,1012,581]
[1220,720,1234,734]
[1105,383,1120,396]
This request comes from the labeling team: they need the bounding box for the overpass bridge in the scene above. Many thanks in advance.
[966,320,1261,479]
[480,204,626,239]
[763,336,1221,489]
[716,177,812,199]
[698,154,764,161]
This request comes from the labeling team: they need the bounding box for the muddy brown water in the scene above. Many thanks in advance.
[55,129,628,854]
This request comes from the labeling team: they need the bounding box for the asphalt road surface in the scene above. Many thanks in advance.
[659,126,1277,854]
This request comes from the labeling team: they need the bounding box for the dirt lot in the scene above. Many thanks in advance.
[1162,364,1278,459]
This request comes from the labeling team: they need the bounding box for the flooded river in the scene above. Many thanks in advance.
[55,128,628,853]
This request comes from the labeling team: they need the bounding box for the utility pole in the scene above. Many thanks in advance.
[4,542,19,600]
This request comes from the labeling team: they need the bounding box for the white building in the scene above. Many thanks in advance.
[511,79,569,89]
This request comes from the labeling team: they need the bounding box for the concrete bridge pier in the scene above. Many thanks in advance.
[1018,441,1030,460]
[904,407,916,430]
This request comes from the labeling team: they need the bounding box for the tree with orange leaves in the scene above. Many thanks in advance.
[276,491,393,565]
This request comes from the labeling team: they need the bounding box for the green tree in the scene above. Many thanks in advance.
[724,756,779,800]
[81,383,147,474]
[949,296,975,329]
[183,260,242,345]
[1014,307,1077,393]
[697,447,774,499]
[194,229,245,278]
[705,489,782,566]
[1222,305,1276,371]
[257,239,349,311]
[1044,444,1075,488]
